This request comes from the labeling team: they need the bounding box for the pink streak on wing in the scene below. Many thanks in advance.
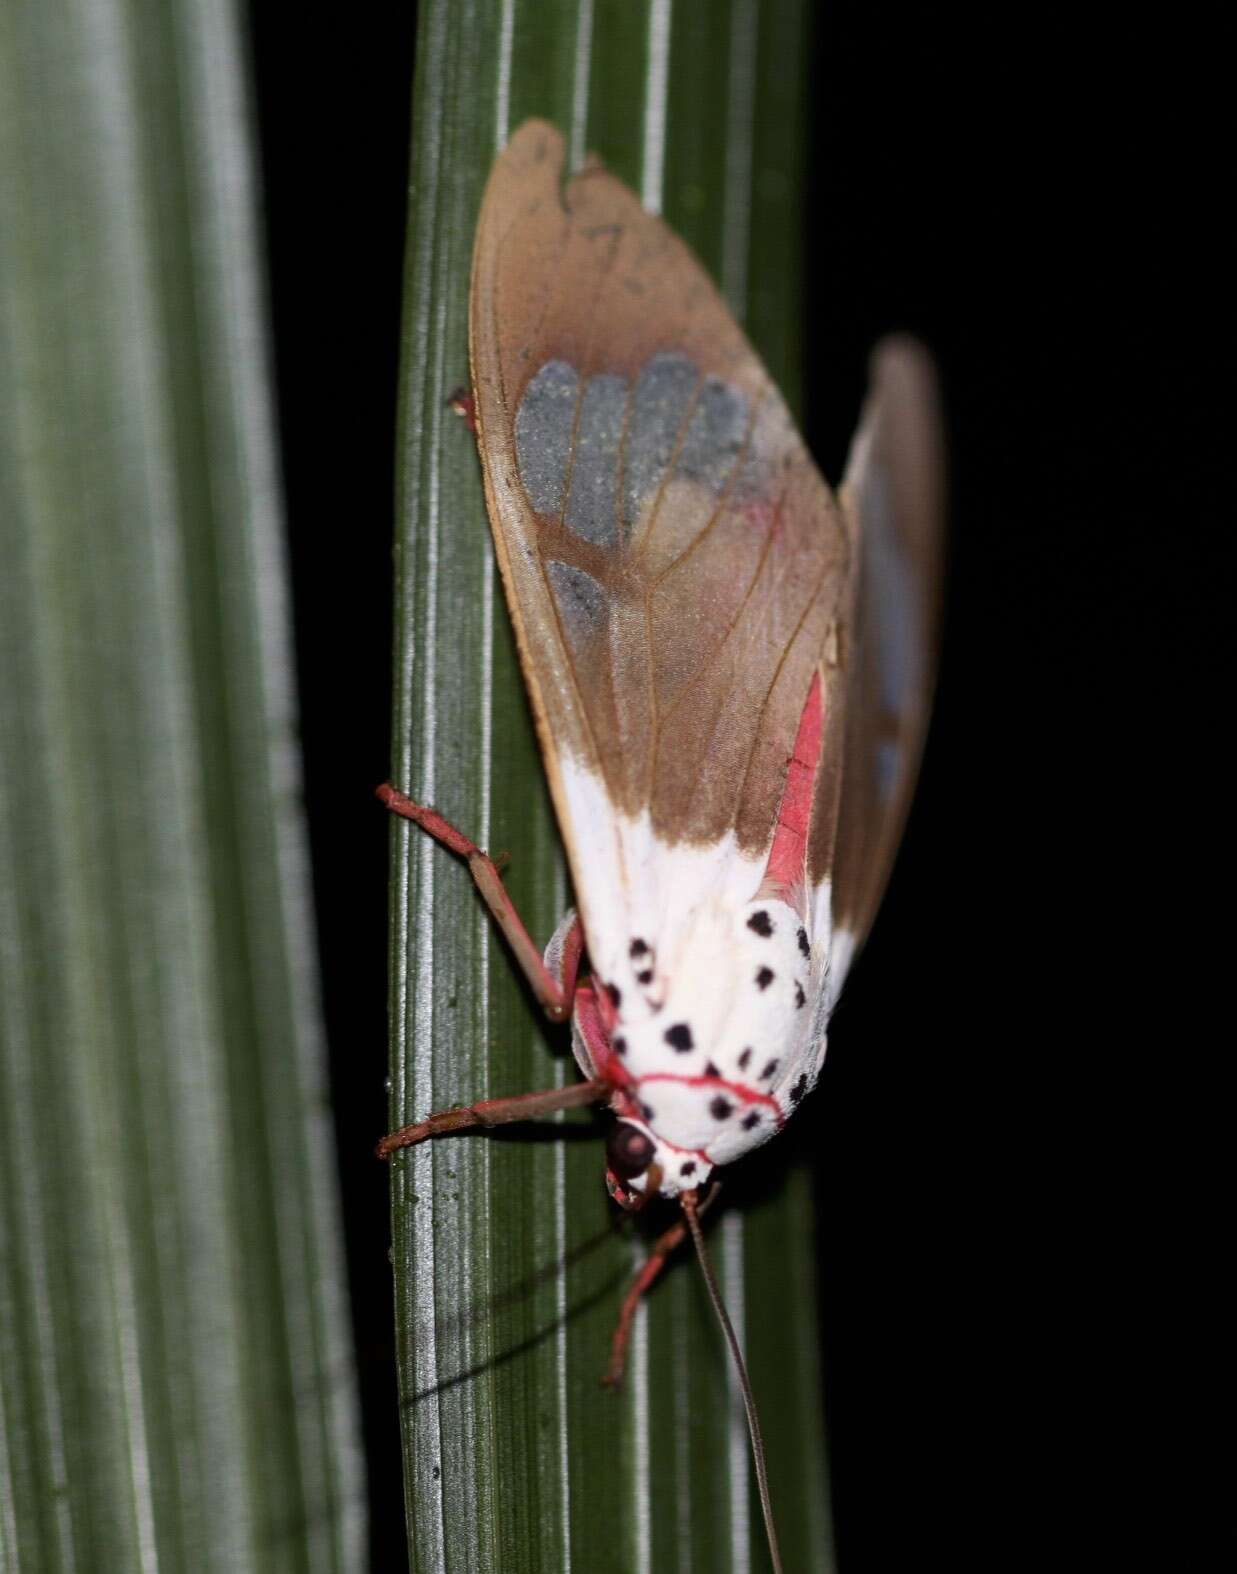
[763,669,824,894]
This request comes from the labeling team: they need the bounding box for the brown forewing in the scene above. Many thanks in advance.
[470,120,850,863]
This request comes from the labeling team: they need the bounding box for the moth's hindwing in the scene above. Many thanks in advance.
[828,339,947,994]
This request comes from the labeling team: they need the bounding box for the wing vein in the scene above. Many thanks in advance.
[629,373,706,559]
[648,385,770,590]
[731,556,836,837]
[651,484,788,750]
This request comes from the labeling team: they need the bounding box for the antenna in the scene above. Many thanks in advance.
[681,1187,784,1574]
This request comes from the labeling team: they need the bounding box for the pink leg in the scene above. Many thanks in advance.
[377,1078,607,1159]
[601,1184,720,1389]
[573,981,632,1089]
[602,1215,687,1389]
[377,783,582,1023]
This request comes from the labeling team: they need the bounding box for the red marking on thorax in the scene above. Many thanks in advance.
[608,1083,718,1161]
[634,1072,783,1125]
[763,670,824,895]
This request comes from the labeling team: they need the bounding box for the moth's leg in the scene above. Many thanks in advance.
[601,1185,721,1389]
[543,906,585,1017]
[571,978,630,1085]
[377,783,583,1022]
[377,1078,606,1159]
[601,1215,688,1389]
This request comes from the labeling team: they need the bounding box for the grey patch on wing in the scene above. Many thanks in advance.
[515,360,579,516]
[564,374,627,547]
[676,375,748,493]
[546,560,607,650]
[622,352,700,531]
[732,392,787,505]
[865,466,922,713]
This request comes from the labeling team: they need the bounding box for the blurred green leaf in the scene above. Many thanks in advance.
[0,2,364,1569]
[388,2,834,1570]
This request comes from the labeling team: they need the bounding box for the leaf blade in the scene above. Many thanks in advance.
[0,3,365,1568]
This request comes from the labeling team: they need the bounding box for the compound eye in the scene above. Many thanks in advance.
[606,1121,655,1180]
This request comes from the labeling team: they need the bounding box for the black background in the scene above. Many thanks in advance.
[249,5,1221,1569]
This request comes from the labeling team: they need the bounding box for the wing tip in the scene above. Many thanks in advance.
[844,334,946,499]
[868,333,941,411]
[483,119,571,230]
[503,117,564,165]
[494,118,567,198]
[498,119,615,217]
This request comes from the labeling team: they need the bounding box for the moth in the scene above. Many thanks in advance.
[379,119,944,1567]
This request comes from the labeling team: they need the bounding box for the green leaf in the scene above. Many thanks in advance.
[388,2,835,1570]
[0,3,364,1569]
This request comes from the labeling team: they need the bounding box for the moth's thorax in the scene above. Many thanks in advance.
[615,894,818,1181]
[546,766,833,1197]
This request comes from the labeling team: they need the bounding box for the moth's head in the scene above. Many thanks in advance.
[604,1116,713,1206]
